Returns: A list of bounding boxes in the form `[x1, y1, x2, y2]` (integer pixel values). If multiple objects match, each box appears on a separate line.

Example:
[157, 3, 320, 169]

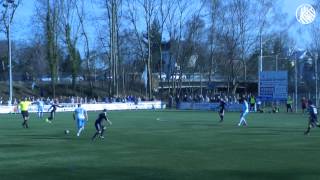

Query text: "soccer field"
[0, 110, 319, 180]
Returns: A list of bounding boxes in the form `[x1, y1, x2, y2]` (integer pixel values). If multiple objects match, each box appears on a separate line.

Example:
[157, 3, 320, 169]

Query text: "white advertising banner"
[0, 101, 165, 114]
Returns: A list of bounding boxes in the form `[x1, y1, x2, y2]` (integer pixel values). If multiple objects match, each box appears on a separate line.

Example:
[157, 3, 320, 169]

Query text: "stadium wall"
[0, 101, 165, 114]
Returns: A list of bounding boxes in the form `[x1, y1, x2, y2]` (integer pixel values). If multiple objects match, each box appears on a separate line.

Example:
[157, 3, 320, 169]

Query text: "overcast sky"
[9, 0, 318, 49]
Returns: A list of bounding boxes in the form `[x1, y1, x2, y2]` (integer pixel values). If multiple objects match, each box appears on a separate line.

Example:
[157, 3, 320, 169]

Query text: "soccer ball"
[64, 129, 70, 134]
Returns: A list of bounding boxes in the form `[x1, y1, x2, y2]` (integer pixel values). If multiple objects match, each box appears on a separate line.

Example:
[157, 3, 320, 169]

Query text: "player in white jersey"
[36, 98, 44, 118]
[73, 104, 88, 136]
[238, 97, 249, 127]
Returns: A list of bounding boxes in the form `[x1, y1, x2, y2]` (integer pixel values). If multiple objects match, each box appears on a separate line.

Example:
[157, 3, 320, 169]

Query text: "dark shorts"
[302, 104, 307, 109]
[287, 104, 292, 108]
[21, 111, 29, 118]
[309, 115, 318, 127]
[95, 122, 104, 132]
[219, 108, 225, 115]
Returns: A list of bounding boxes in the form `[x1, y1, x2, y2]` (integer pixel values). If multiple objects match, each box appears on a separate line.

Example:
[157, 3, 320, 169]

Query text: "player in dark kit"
[218, 98, 226, 122]
[46, 101, 64, 123]
[304, 100, 320, 135]
[92, 109, 112, 140]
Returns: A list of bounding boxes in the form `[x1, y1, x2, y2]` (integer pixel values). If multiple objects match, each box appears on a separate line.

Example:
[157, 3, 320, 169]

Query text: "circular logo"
[296, 4, 316, 24]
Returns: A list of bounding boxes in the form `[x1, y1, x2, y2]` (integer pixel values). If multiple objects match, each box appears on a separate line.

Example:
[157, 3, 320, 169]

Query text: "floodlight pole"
[295, 54, 298, 112]
[6, 0, 13, 106]
[275, 54, 278, 71]
[315, 53, 318, 107]
[258, 35, 263, 97]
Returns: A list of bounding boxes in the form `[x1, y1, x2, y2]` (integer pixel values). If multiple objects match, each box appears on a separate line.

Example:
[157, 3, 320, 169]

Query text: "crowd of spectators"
[178, 94, 240, 104]
[0, 95, 157, 106]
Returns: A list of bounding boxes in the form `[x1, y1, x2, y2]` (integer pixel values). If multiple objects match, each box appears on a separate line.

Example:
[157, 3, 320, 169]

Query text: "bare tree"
[35, 0, 61, 98]
[141, 0, 157, 99]
[158, 0, 174, 87]
[124, 0, 158, 99]
[205, 0, 221, 83]
[212, 0, 275, 94]
[106, 0, 120, 97]
[58, 0, 82, 89]
[75, 0, 94, 93]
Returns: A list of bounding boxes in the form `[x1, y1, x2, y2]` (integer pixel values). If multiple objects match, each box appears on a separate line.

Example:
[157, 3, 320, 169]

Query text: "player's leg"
[25, 115, 29, 128]
[46, 110, 53, 122]
[238, 112, 247, 126]
[238, 112, 243, 126]
[51, 111, 55, 121]
[23, 111, 29, 128]
[238, 113, 243, 126]
[304, 119, 312, 135]
[219, 109, 224, 122]
[77, 119, 85, 136]
[100, 125, 106, 138]
[47, 111, 55, 123]
[92, 123, 101, 140]
[40, 109, 43, 118]
[21, 112, 26, 128]
[21, 111, 29, 128]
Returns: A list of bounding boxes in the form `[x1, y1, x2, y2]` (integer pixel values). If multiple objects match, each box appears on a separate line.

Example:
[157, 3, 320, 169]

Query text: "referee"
[19, 97, 32, 128]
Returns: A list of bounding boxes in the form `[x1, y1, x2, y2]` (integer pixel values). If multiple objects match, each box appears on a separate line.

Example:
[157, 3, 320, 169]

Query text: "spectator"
[249, 95, 256, 112]
[205, 95, 210, 103]
[175, 95, 180, 109]
[286, 96, 293, 112]
[301, 97, 307, 114]
[168, 95, 173, 108]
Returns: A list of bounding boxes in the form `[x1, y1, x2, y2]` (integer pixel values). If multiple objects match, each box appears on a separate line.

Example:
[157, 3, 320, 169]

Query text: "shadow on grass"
[9, 134, 73, 140]
[2, 166, 319, 180]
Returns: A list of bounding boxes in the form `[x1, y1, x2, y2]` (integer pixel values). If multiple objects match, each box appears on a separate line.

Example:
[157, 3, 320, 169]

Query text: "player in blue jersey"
[238, 97, 249, 127]
[36, 98, 44, 118]
[92, 109, 112, 141]
[73, 104, 88, 136]
[304, 100, 320, 135]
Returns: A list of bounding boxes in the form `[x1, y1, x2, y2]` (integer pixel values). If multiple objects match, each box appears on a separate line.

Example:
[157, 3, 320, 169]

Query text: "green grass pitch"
[0, 110, 319, 180]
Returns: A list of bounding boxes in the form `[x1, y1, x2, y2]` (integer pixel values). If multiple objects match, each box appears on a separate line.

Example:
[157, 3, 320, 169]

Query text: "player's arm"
[17, 103, 21, 111]
[48, 105, 53, 112]
[31, 100, 38, 105]
[85, 110, 88, 121]
[106, 117, 112, 125]
[102, 113, 112, 125]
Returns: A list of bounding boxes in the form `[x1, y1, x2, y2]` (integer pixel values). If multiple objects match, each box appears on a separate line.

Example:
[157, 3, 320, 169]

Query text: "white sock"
[242, 118, 247, 126]
[77, 127, 84, 136]
[239, 117, 243, 126]
[239, 117, 246, 126]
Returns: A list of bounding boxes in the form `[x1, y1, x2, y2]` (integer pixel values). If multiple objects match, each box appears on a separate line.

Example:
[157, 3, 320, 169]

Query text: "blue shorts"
[77, 119, 86, 129]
